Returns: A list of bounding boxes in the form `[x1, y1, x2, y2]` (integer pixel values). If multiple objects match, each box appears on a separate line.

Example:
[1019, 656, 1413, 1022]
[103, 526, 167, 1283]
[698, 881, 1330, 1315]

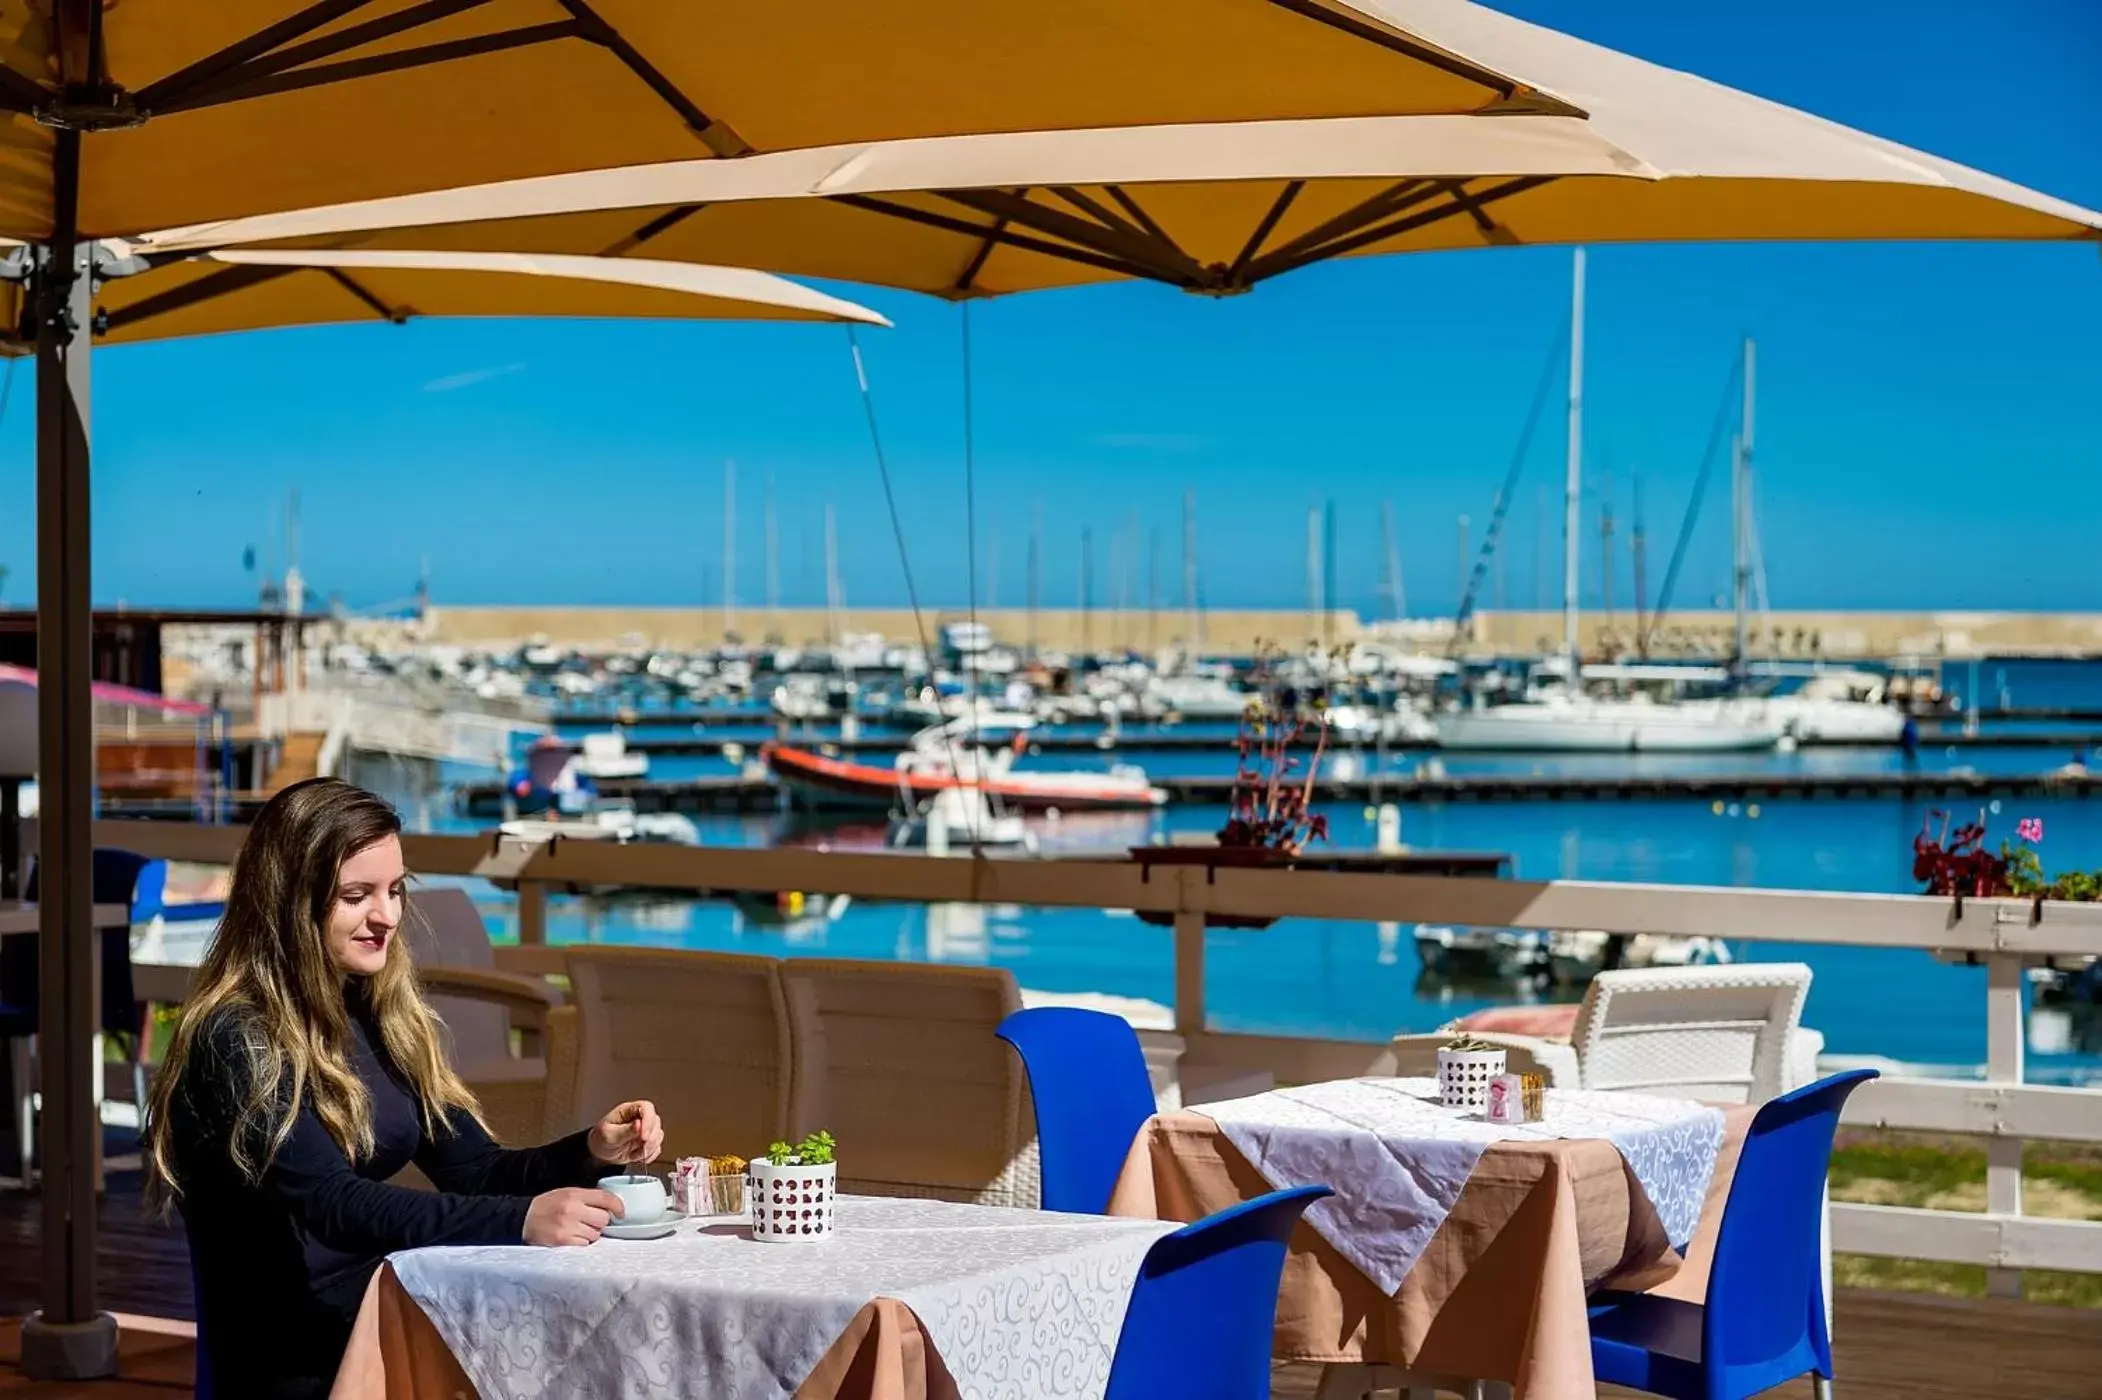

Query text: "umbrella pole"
[22, 126, 117, 1382]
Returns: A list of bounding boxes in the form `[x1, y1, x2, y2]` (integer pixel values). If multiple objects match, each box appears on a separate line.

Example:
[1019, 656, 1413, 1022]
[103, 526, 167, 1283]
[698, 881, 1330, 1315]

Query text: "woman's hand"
[525, 1187, 624, 1246]
[588, 1100, 664, 1166]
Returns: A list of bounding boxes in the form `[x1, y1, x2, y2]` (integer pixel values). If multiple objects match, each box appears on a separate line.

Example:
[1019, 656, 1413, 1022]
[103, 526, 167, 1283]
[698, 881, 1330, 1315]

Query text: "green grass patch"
[1829, 1128, 2102, 1308]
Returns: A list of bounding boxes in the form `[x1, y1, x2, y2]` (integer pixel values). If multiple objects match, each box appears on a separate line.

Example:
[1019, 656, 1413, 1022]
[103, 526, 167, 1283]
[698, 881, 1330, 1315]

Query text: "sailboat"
[1436, 252, 1781, 754]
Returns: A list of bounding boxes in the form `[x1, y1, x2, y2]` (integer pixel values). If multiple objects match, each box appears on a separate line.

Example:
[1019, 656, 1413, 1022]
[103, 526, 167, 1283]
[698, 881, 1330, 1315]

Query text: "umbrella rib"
[556, 0, 750, 156]
[954, 205, 1017, 295]
[1246, 178, 1439, 273]
[1044, 187, 1159, 248]
[1253, 175, 1553, 281]
[153, 0, 505, 105]
[154, 21, 586, 115]
[1050, 186, 1204, 275]
[1438, 179, 1519, 245]
[832, 194, 1174, 285]
[134, 0, 379, 109]
[95, 262, 299, 337]
[936, 188, 1205, 284]
[598, 204, 708, 258]
[1227, 180, 1306, 283]
[1102, 187, 1183, 251]
[1264, 0, 1585, 115]
[323, 267, 406, 323]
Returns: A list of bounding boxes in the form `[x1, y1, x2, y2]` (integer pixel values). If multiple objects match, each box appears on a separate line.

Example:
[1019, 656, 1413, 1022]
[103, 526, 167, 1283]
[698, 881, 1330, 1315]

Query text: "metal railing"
[101, 818, 2102, 1295]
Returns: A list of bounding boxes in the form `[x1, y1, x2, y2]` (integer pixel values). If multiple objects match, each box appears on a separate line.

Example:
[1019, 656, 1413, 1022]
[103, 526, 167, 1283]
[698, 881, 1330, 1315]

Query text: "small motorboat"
[1416, 925, 1734, 986]
[572, 729, 648, 780]
[1414, 925, 1552, 982]
[766, 716, 1166, 813]
[886, 784, 1034, 852]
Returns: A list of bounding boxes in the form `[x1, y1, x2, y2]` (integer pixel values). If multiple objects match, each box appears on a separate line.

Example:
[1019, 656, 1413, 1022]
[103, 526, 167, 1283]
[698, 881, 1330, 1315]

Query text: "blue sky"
[6, 0, 2098, 618]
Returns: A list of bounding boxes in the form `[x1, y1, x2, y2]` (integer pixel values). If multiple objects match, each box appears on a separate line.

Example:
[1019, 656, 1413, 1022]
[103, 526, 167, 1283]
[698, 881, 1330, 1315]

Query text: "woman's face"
[326, 835, 407, 978]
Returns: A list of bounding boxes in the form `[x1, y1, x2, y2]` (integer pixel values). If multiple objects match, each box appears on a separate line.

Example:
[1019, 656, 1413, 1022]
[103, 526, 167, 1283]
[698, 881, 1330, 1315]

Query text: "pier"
[571, 725, 2102, 757]
[452, 765, 2102, 817]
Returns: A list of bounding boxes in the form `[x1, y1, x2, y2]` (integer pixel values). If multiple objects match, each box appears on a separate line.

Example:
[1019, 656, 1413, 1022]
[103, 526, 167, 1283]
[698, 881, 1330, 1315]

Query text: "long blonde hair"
[144, 778, 483, 1212]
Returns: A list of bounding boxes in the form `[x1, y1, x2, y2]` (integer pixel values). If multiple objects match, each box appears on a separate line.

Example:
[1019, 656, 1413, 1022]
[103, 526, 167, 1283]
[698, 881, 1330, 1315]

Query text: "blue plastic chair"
[1104, 1185, 1331, 1400]
[1587, 1068, 1880, 1400]
[996, 1006, 1159, 1214]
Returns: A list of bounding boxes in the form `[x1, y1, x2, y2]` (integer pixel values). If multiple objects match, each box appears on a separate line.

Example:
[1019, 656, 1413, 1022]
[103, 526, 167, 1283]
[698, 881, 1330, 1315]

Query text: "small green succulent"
[765, 1131, 838, 1167]
[1443, 1034, 1501, 1054]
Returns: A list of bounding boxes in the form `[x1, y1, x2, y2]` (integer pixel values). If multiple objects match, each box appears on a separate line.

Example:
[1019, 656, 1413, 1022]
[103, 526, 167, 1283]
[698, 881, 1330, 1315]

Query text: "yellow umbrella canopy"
[3, 5, 1560, 1370]
[0, 245, 886, 347]
[142, 0, 2101, 297]
[0, 0, 1578, 241]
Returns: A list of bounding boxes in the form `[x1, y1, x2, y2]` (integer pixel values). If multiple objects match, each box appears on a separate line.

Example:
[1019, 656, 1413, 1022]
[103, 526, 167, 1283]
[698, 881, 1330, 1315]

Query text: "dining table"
[330, 1193, 1180, 1400]
[1106, 1077, 1753, 1400]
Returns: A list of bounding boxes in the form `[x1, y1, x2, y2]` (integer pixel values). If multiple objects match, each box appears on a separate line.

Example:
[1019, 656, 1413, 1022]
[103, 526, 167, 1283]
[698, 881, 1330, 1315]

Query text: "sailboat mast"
[1182, 489, 1198, 649]
[1305, 505, 1321, 635]
[722, 460, 737, 635]
[1322, 501, 1337, 648]
[1027, 502, 1042, 659]
[822, 501, 841, 644]
[1632, 473, 1649, 655]
[1380, 499, 1403, 620]
[1563, 248, 1586, 673]
[1147, 524, 1161, 652]
[1733, 337, 1757, 672]
[1084, 523, 1101, 655]
[763, 467, 779, 617]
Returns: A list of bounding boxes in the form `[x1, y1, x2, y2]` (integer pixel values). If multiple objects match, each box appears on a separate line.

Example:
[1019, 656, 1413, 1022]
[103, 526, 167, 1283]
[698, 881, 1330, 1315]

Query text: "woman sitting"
[143, 778, 663, 1398]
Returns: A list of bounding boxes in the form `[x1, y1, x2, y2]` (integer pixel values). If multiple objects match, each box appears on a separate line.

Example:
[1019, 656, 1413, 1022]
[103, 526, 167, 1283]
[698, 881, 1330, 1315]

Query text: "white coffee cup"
[599, 1173, 668, 1224]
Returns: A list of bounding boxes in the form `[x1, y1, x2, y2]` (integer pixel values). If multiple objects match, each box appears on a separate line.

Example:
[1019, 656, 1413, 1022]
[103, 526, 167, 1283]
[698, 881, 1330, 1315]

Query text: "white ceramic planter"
[1437, 1047, 1508, 1113]
[748, 1160, 837, 1242]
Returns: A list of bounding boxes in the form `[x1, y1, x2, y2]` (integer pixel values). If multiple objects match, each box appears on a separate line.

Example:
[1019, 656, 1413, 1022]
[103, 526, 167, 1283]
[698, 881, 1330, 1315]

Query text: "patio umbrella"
[139, 0, 2100, 294]
[5, 5, 1549, 1367]
[0, 245, 887, 347]
[1, 239, 879, 1382]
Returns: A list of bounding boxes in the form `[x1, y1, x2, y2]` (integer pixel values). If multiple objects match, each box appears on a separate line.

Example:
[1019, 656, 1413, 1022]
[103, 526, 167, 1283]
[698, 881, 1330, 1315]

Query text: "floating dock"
[573, 726, 2102, 758]
[452, 767, 2102, 818]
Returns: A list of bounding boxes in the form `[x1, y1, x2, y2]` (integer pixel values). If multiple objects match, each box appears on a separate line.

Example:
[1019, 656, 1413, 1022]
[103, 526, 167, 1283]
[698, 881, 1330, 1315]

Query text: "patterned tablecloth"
[376, 1195, 1176, 1400]
[1204, 1078, 1726, 1293]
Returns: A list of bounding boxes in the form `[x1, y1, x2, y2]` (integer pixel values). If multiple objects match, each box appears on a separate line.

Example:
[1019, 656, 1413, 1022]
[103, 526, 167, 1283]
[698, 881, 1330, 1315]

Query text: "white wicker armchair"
[1390, 963, 1823, 1104]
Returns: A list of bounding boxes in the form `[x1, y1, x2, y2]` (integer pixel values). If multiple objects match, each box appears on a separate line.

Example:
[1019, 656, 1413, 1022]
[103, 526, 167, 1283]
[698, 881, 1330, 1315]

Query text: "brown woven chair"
[780, 959, 1036, 1207]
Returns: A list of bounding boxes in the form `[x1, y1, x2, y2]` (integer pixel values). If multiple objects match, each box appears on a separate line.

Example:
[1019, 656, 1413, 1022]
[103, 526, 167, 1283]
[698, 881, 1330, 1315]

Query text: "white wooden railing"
[102, 819, 2102, 1295]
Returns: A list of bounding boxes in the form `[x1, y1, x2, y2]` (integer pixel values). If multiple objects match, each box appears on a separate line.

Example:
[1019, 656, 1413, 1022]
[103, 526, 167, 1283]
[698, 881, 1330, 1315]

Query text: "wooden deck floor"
[1, 1172, 2095, 1398]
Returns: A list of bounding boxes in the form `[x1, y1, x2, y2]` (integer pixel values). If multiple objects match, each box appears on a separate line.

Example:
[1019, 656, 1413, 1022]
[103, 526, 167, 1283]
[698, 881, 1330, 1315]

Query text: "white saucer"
[602, 1214, 678, 1241]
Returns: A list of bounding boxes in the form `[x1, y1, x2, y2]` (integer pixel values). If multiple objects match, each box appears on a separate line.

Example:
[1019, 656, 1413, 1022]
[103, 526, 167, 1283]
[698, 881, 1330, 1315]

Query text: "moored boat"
[765, 718, 1166, 812]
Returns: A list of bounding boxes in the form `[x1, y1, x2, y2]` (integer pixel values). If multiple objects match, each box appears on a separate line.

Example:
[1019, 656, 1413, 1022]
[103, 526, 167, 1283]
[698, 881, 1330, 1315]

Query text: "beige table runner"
[1106, 1103, 1752, 1400]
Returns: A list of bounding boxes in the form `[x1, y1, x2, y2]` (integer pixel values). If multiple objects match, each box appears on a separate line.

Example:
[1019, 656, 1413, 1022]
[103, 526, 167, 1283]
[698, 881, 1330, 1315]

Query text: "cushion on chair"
[1450, 1005, 1582, 1040]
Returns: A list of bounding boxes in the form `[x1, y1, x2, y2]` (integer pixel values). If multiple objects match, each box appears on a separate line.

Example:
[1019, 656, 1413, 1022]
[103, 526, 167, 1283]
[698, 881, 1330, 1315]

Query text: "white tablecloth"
[1204, 1077, 1726, 1294]
[389, 1195, 1177, 1400]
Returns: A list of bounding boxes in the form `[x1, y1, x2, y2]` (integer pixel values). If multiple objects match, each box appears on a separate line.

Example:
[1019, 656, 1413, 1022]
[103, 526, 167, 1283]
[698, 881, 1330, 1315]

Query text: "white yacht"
[571, 729, 648, 779]
[1436, 687, 1782, 752]
[1694, 670, 1908, 743]
[1141, 673, 1251, 721]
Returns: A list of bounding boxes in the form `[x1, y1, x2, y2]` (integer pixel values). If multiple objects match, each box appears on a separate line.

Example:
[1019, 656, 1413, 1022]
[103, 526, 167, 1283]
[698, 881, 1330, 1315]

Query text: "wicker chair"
[1390, 963, 1821, 1104]
[404, 886, 563, 1146]
[564, 947, 792, 1160]
[780, 958, 1037, 1207]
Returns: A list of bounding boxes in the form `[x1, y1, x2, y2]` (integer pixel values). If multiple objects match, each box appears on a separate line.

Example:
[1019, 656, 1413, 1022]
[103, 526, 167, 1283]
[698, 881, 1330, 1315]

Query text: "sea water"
[401, 777, 2100, 1087]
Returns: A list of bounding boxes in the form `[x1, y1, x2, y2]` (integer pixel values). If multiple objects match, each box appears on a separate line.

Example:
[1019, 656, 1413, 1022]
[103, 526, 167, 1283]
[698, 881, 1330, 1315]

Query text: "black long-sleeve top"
[168, 1002, 605, 1399]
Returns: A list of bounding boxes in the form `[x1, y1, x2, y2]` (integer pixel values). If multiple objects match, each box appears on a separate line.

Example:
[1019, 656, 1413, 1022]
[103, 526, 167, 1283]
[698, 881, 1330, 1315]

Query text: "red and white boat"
[765, 717, 1166, 813]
